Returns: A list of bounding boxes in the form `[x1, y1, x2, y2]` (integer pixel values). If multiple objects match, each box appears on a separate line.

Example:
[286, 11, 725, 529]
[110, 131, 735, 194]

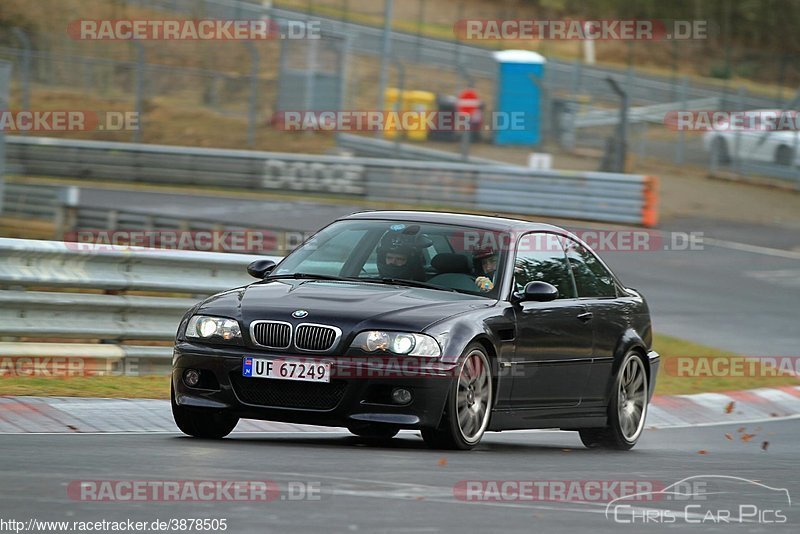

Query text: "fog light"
[391, 388, 412, 405]
[183, 369, 201, 387]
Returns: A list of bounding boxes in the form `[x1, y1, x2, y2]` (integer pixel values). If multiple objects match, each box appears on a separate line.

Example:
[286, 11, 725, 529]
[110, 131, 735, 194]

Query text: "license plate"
[242, 357, 330, 383]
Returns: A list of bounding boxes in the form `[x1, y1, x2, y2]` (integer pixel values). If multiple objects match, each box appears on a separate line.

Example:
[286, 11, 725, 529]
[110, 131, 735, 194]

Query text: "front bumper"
[172, 342, 455, 429]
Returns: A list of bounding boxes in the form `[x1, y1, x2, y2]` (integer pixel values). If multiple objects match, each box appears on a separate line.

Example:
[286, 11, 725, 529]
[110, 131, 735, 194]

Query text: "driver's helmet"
[376, 225, 430, 280]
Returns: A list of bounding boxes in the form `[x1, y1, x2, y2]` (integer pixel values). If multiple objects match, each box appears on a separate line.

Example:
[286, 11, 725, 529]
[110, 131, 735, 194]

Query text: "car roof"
[340, 210, 568, 234]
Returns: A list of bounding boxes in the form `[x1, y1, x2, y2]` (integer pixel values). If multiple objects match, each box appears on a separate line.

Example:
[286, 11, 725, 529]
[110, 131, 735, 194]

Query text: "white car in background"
[702, 110, 800, 166]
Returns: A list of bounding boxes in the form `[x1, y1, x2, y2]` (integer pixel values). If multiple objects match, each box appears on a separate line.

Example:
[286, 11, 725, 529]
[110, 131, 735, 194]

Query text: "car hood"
[197, 279, 493, 333]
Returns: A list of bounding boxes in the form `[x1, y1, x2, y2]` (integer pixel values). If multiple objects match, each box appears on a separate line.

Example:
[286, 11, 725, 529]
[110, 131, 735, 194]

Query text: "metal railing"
[0, 237, 277, 375]
[5, 136, 659, 226]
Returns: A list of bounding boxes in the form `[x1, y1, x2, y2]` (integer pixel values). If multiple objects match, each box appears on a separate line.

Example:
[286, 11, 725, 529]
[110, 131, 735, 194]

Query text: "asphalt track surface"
[0, 420, 797, 533]
[78, 186, 800, 356]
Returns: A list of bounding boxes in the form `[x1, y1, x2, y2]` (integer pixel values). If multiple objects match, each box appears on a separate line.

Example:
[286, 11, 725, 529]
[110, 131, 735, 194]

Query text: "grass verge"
[0, 334, 795, 399]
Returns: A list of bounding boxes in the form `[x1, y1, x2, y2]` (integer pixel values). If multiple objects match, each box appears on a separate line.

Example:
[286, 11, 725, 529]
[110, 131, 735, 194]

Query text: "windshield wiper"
[357, 277, 456, 292]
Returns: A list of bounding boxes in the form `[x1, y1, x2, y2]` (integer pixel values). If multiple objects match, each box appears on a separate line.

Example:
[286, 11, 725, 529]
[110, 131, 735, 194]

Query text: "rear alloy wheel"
[347, 422, 400, 440]
[422, 343, 492, 450]
[171, 384, 239, 439]
[579, 351, 648, 450]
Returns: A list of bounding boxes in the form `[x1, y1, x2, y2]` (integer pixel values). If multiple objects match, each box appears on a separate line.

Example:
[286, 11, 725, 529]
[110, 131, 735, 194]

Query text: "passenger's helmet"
[473, 246, 499, 275]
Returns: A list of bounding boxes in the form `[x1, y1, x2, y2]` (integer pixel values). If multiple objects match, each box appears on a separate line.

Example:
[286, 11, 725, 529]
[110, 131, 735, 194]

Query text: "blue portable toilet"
[493, 50, 546, 145]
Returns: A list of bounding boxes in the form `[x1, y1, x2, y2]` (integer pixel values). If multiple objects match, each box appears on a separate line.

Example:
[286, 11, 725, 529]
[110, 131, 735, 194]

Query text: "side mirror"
[518, 281, 558, 302]
[247, 259, 276, 279]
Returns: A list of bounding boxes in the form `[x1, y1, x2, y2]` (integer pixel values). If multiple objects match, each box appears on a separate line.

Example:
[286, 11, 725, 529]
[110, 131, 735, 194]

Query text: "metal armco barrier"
[6, 136, 659, 226]
[335, 133, 507, 165]
[0, 238, 278, 376]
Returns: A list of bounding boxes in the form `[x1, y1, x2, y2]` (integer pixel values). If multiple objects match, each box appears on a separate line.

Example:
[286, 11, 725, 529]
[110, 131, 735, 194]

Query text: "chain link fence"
[0, 0, 798, 187]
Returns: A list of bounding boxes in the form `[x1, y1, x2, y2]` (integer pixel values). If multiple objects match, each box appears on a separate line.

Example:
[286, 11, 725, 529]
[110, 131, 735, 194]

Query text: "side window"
[563, 238, 617, 298]
[514, 233, 576, 299]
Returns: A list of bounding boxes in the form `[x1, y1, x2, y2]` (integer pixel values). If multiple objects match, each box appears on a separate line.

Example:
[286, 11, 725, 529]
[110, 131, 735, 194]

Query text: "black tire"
[711, 137, 730, 165]
[775, 145, 794, 166]
[421, 343, 493, 450]
[347, 422, 400, 440]
[171, 384, 239, 439]
[578, 351, 648, 451]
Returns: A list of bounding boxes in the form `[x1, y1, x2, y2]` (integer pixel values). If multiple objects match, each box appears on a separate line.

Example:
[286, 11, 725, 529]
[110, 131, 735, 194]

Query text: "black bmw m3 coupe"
[172, 211, 659, 450]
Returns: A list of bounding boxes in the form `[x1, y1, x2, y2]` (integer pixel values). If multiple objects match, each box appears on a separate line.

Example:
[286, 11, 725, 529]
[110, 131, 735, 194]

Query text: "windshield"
[272, 219, 508, 298]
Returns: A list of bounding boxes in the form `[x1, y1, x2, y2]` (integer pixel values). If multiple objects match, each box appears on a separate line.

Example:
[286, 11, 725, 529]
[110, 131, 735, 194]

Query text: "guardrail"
[573, 97, 722, 129]
[6, 136, 659, 226]
[335, 133, 509, 165]
[0, 180, 320, 253]
[0, 238, 277, 376]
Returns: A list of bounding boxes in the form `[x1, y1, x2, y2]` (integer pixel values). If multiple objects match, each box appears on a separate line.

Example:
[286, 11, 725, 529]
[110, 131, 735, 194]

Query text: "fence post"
[245, 42, 260, 148]
[0, 60, 10, 216]
[733, 87, 744, 177]
[606, 77, 629, 173]
[303, 35, 319, 127]
[132, 42, 145, 143]
[376, 0, 394, 133]
[11, 29, 31, 120]
[675, 77, 688, 165]
[392, 57, 405, 153]
[415, 0, 425, 63]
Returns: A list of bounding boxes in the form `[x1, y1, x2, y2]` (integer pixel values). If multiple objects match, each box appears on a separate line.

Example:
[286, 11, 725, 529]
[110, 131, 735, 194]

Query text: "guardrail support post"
[54, 186, 80, 241]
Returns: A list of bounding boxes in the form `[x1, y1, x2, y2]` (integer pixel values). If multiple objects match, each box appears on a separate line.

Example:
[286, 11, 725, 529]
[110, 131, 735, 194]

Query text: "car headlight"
[351, 331, 441, 357]
[185, 315, 242, 342]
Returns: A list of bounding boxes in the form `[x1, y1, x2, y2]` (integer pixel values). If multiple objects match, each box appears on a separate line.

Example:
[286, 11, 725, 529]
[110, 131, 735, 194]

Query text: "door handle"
[577, 312, 593, 322]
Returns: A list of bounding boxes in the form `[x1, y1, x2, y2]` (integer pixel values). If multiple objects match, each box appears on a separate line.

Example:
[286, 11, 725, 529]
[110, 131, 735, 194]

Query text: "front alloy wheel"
[422, 343, 493, 450]
[579, 351, 648, 450]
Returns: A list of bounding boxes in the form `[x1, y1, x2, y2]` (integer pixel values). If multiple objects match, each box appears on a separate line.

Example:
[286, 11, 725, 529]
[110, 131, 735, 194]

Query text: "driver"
[376, 227, 427, 281]
[473, 248, 499, 292]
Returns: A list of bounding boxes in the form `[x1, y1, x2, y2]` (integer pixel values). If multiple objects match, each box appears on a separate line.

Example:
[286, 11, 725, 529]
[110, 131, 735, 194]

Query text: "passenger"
[473, 248, 499, 292]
